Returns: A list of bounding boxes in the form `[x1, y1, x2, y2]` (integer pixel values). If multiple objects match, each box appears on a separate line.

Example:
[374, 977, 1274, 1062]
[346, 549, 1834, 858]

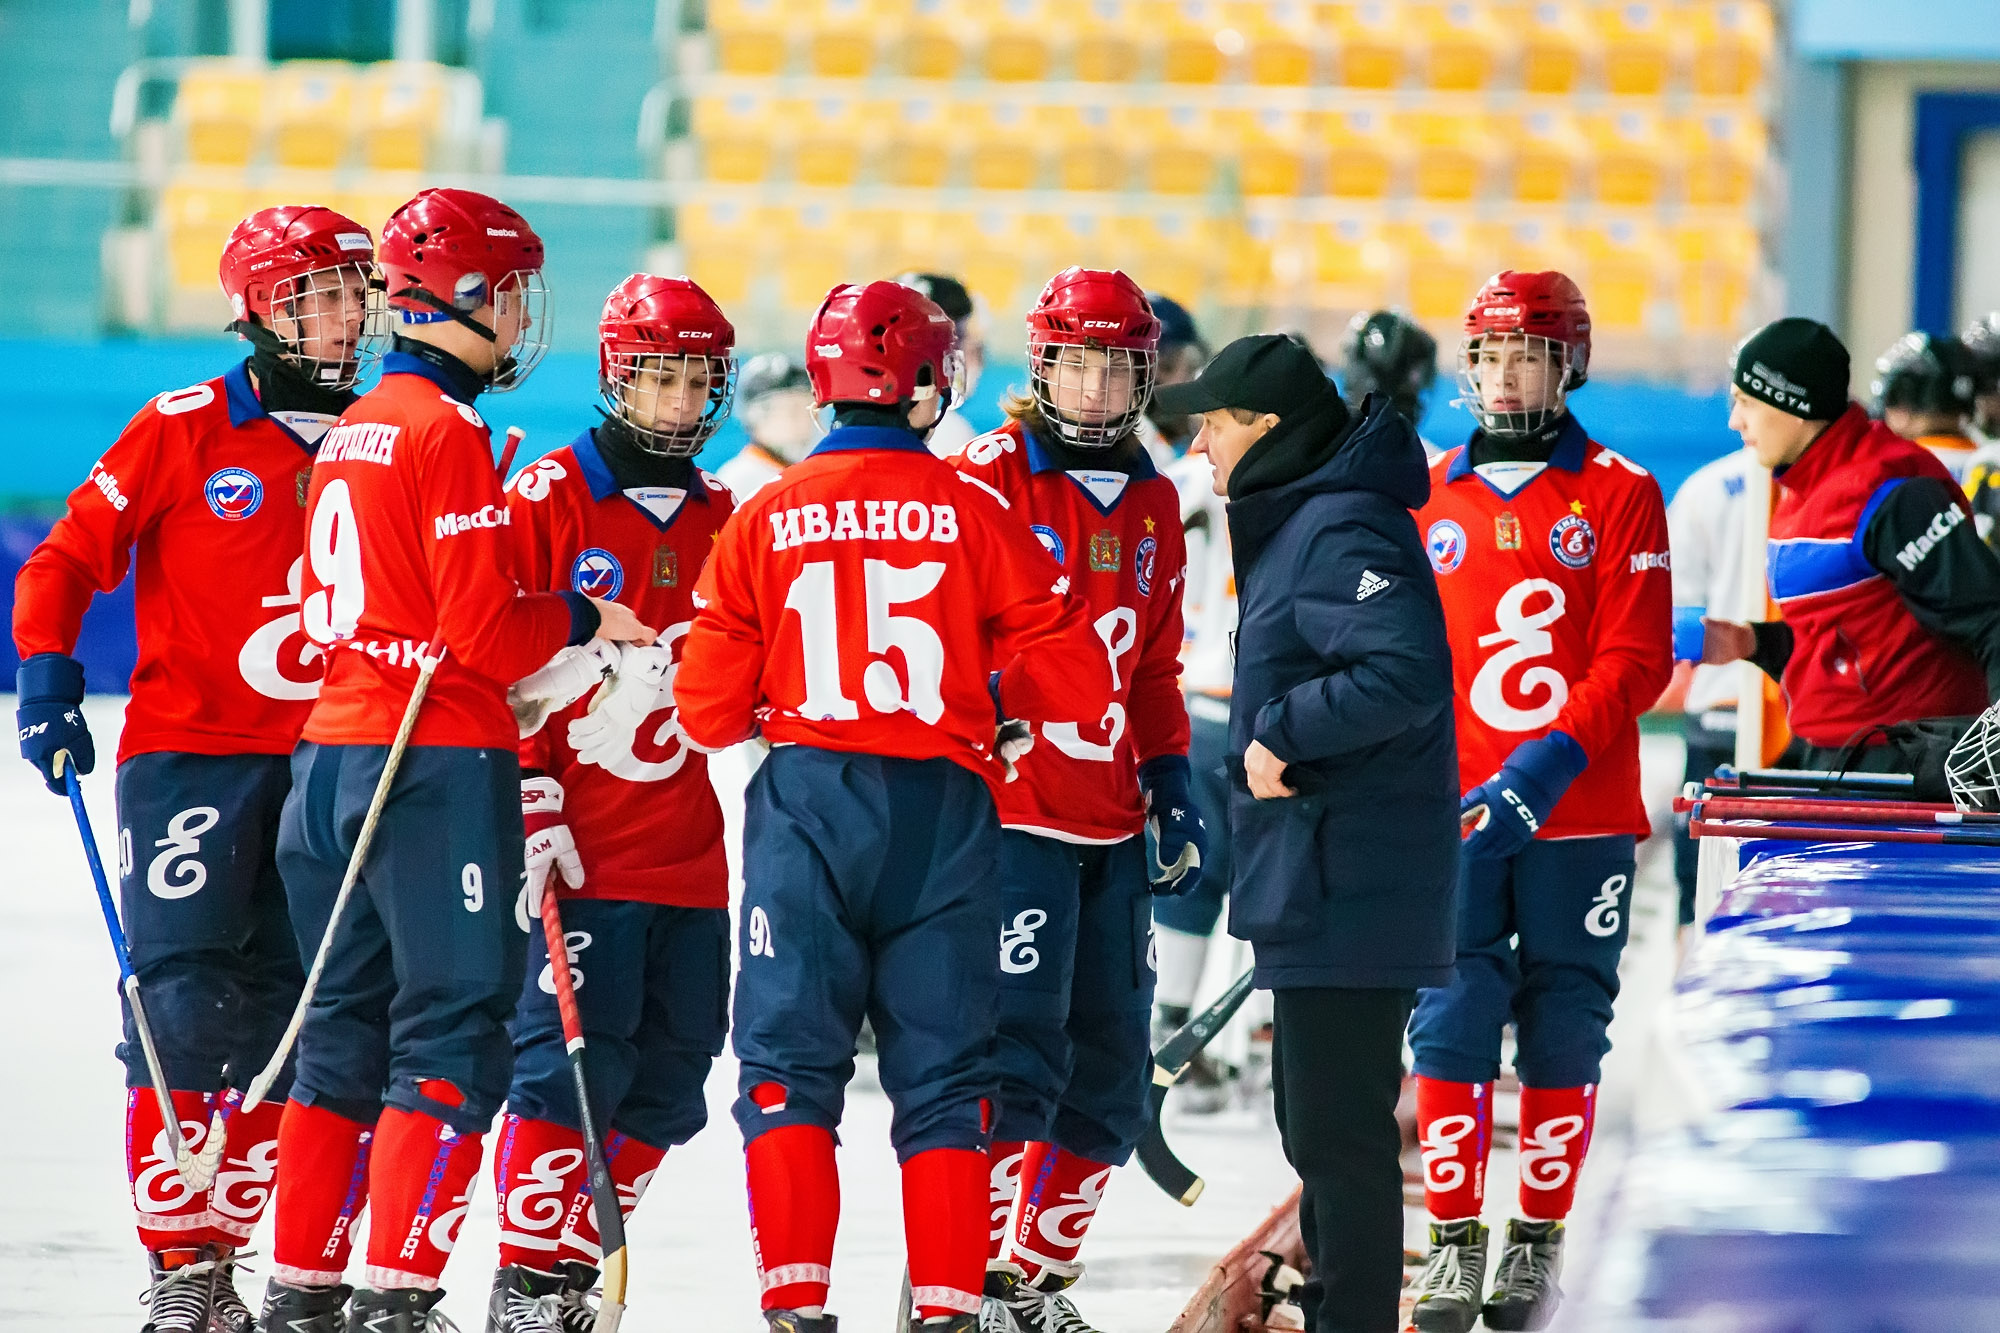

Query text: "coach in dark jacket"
[1161, 334, 1458, 1333]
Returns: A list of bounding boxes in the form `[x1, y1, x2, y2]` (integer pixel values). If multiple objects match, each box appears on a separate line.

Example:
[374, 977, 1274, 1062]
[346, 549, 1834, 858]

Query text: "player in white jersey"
[715, 352, 815, 502]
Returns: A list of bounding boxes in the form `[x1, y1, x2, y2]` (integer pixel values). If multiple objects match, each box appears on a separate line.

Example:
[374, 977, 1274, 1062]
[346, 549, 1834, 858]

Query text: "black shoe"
[203, 1246, 258, 1333]
[347, 1287, 454, 1333]
[1481, 1219, 1565, 1331]
[143, 1249, 219, 1333]
[908, 1317, 978, 1333]
[764, 1312, 838, 1332]
[550, 1261, 601, 1333]
[982, 1262, 1100, 1333]
[259, 1277, 352, 1333]
[485, 1265, 567, 1333]
[1408, 1219, 1490, 1333]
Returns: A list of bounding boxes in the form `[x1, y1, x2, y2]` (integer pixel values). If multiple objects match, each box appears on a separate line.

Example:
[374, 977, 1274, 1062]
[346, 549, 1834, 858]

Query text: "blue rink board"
[1569, 837, 2000, 1331]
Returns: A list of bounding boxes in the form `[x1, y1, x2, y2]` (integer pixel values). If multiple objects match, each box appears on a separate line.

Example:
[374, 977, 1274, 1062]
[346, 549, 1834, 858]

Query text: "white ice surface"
[0, 698, 1681, 1332]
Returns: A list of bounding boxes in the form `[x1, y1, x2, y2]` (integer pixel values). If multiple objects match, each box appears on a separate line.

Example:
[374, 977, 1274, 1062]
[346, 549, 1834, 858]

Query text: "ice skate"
[484, 1264, 567, 1333]
[258, 1277, 352, 1333]
[981, 1259, 1103, 1333]
[203, 1246, 257, 1333]
[550, 1260, 602, 1333]
[1481, 1219, 1564, 1331]
[906, 1317, 978, 1333]
[763, 1311, 838, 1332]
[141, 1248, 218, 1333]
[348, 1286, 457, 1333]
[1408, 1218, 1490, 1333]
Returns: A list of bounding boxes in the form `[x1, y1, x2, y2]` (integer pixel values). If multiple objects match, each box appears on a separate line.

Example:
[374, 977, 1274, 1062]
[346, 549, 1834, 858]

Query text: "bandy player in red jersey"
[676, 280, 1113, 1333]
[259, 189, 651, 1333]
[946, 269, 1204, 1333]
[480, 274, 740, 1329]
[12, 204, 380, 1333]
[1404, 273, 1672, 1333]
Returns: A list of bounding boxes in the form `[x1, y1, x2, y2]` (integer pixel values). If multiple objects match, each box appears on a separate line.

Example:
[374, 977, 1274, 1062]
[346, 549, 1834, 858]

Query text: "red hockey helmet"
[1458, 270, 1591, 435]
[219, 204, 385, 390]
[804, 280, 963, 411]
[1026, 267, 1160, 448]
[378, 188, 549, 392]
[598, 274, 739, 457]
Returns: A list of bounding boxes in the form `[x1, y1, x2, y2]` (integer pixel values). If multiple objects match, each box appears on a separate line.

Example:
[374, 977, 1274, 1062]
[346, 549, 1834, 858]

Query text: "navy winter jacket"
[1225, 395, 1460, 990]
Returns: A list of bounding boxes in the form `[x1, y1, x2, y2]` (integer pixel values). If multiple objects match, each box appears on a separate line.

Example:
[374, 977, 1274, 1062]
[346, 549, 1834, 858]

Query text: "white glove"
[996, 718, 1035, 783]
[521, 776, 584, 915]
[509, 641, 619, 738]
[568, 643, 676, 770]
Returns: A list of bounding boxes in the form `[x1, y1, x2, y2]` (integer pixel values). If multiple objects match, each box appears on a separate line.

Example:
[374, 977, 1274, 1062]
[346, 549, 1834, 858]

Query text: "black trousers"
[1271, 986, 1418, 1333]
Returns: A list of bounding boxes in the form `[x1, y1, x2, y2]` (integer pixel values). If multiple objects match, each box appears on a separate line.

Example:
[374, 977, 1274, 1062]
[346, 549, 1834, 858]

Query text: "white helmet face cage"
[484, 270, 551, 393]
[601, 350, 738, 456]
[1030, 341, 1157, 449]
[1946, 701, 2000, 812]
[269, 262, 388, 390]
[1457, 332, 1576, 438]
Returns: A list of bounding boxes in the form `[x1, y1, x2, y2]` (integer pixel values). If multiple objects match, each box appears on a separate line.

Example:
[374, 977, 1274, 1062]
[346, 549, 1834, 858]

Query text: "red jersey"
[507, 431, 732, 908]
[1417, 417, 1673, 838]
[948, 421, 1190, 842]
[301, 354, 578, 750]
[677, 425, 1114, 784]
[13, 363, 330, 761]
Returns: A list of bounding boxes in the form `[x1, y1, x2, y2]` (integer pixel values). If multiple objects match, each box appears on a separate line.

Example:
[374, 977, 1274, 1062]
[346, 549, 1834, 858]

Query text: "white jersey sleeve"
[1666, 447, 1755, 714]
[1168, 453, 1236, 701]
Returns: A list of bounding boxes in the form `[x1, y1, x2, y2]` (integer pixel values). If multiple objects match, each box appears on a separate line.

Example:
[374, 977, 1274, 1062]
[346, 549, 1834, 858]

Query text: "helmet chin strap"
[393, 284, 518, 384]
[226, 319, 355, 414]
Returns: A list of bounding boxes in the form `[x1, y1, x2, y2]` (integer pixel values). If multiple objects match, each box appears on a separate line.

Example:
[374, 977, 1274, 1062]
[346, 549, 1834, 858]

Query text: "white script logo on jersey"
[1470, 578, 1569, 733]
[146, 806, 221, 900]
[1584, 873, 1628, 938]
[999, 908, 1049, 974]
[568, 622, 695, 782]
[240, 555, 327, 702]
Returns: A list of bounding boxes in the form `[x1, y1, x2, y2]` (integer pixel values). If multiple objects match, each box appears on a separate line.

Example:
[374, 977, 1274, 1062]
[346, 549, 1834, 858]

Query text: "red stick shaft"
[498, 426, 525, 482]
[1689, 818, 1953, 845]
[1690, 797, 1999, 825]
[538, 889, 586, 1047]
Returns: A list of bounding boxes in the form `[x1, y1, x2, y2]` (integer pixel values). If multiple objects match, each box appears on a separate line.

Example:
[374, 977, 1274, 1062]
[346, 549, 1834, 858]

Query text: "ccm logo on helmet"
[1082, 320, 1121, 329]
[434, 505, 511, 539]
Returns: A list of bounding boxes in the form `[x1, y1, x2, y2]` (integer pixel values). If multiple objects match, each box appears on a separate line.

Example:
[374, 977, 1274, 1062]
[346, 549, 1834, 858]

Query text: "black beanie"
[1733, 317, 1850, 420]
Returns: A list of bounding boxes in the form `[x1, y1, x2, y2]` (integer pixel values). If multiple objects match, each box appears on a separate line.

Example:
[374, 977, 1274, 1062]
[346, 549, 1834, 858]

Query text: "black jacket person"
[1162, 334, 1458, 1333]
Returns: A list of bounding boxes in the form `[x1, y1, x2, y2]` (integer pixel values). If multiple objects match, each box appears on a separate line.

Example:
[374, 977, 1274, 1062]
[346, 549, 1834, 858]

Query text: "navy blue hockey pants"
[1151, 709, 1232, 939]
[1409, 834, 1636, 1088]
[275, 741, 526, 1131]
[730, 745, 1003, 1162]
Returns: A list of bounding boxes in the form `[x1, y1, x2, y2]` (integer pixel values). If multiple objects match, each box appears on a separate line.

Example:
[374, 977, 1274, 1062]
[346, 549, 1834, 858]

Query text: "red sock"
[985, 1140, 1028, 1263]
[127, 1089, 219, 1251]
[1010, 1145, 1113, 1280]
[206, 1096, 282, 1247]
[271, 1099, 375, 1286]
[363, 1082, 482, 1291]
[1415, 1076, 1492, 1222]
[902, 1148, 989, 1320]
[492, 1114, 586, 1271]
[745, 1124, 840, 1311]
[558, 1130, 666, 1266]
[1516, 1084, 1596, 1221]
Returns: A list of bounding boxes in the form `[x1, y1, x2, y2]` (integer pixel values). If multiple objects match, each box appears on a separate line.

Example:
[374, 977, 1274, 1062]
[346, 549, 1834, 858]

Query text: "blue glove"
[1673, 606, 1706, 663]
[17, 653, 93, 795]
[1460, 731, 1587, 862]
[1139, 753, 1207, 896]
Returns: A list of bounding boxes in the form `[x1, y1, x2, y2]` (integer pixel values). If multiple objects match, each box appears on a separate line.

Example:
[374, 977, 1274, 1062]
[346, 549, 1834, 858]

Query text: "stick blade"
[1137, 1114, 1203, 1205]
[593, 1244, 627, 1333]
[177, 1107, 229, 1191]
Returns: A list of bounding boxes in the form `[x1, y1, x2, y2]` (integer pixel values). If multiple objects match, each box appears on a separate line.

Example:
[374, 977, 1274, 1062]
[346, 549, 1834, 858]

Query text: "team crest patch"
[1135, 535, 1158, 595]
[1426, 519, 1466, 574]
[1031, 524, 1066, 564]
[295, 468, 312, 507]
[204, 467, 263, 521]
[571, 547, 625, 599]
[1549, 513, 1596, 569]
[1088, 530, 1121, 572]
[1494, 511, 1522, 550]
[653, 545, 679, 587]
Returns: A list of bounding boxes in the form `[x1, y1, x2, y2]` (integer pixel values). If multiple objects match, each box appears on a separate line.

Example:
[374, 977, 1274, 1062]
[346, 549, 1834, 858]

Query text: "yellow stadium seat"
[1583, 109, 1669, 207]
[1511, 0, 1589, 95]
[1677, 110, 1766, 208]
[1399, 111, 1494, 202]
[1049, 103, 1124, 191]
[358, 63, 450, 172]
[329, 189, 409, 242]
[1152, 0, 1227, 83]
[1578, 220, 1664, 331]
[1394, 215, 1484, 323]
[160, 182, 252, 290]
[1672, 220, 1759, 333]
[1688, 0, 1774, 98]
[1214, 214, 1281, 304]
[270, 62, 353, 169]
[1411, 1, 1502, 91]
[1472, 217, 1573, 281]
[1320, 108, 1398, 200]
[693, 93, 780, 184]
[1593, 1, 1672, 96]
[969, 100, 1041, 190]
[1327, 2, 1407, 90]
[176, 62, 265, 166]
[1504, 108, 1582, 203]
[790, 94, 867, 186]
[1123, 211, 1211, 300]
[898, 0, 964, 78]
[1123, 105, 1217, 195]
[808, 8, 877, 77]
[1073, 0, 1143, 82]
[1304, 215, 1393, 309]
[709, 0, 789, 75]
[882, 96, 954, 187]
[1224, 1, 1318, 86]
[983, 0, 1055, 81]
[777, 204, 859, 308]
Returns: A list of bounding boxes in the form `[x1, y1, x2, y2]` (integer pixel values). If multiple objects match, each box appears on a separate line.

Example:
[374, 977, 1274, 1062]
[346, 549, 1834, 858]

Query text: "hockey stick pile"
[1681, 767, 2000, 848]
